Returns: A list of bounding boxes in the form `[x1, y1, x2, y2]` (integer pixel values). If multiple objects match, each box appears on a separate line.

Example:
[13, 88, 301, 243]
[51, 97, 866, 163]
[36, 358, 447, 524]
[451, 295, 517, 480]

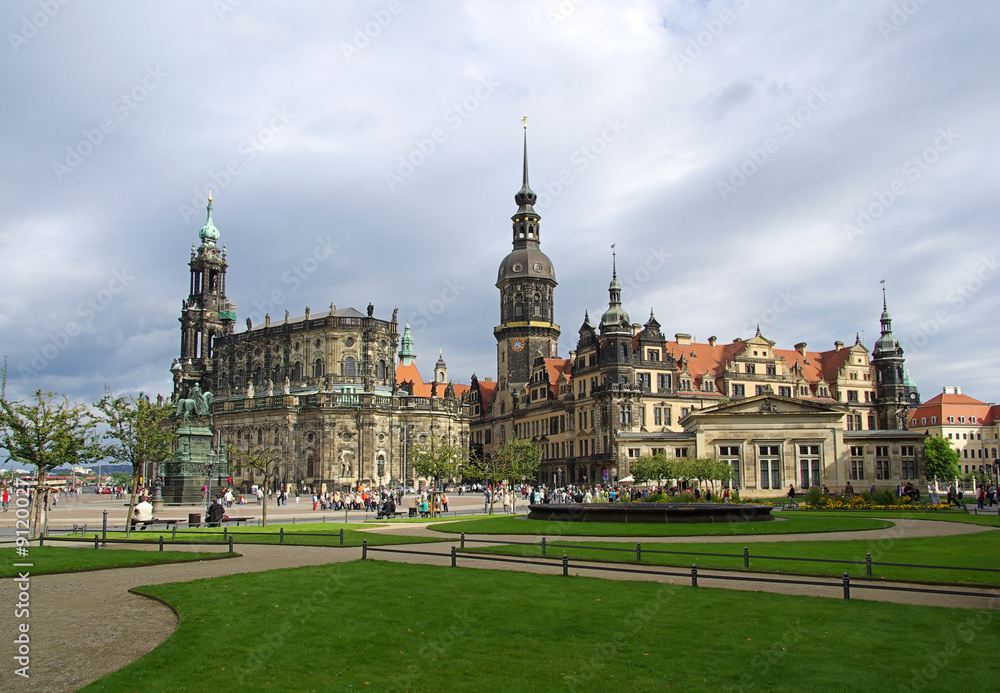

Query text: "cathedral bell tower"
[172, 194, 236, 399]
[494, 122, 560, 392]
[871, 284, 908, 430]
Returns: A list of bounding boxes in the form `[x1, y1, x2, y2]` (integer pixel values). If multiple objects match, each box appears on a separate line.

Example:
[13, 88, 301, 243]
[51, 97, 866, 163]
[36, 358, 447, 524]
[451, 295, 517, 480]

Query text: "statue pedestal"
[162, 425, 228, 505]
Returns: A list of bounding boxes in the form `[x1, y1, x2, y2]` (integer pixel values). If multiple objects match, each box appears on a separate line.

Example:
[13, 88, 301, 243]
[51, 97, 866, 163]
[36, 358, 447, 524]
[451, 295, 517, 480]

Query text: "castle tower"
[434, 349, 448, 383]
[172, 195, 236, 399]
[871, 284, 908, 430]
[398, 322, 417, 366]
[494, 124, 560, 392]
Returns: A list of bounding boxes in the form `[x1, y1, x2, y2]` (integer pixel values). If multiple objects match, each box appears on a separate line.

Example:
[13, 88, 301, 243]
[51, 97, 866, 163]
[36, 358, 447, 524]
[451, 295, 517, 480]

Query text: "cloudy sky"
[1, 0, 998, 411]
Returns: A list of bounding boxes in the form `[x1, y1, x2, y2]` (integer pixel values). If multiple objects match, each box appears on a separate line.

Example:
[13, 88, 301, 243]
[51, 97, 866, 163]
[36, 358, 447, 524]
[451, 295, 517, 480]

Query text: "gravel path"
[1, 517, 996, 692]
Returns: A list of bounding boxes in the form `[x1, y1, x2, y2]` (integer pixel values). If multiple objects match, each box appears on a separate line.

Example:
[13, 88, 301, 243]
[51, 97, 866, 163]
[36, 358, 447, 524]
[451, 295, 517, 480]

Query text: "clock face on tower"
[511, 339, 524, 352]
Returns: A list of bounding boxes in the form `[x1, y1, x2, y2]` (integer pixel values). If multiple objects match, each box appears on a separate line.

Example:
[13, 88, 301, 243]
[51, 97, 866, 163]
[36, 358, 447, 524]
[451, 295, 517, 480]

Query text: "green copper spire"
[398, 322, 417, 366]
[199, 193, 220, 247]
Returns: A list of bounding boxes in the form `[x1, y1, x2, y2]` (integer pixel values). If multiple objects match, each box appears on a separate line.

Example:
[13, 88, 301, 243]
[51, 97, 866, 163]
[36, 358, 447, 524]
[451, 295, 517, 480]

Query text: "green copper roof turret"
[199, 195, 220, 247]
[399, 322, 417, 366]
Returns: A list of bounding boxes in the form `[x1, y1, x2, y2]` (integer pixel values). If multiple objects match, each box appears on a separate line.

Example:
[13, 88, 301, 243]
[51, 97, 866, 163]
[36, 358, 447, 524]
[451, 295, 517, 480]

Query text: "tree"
[923, 435, 960, 485]
[492, 436, 541, 515]
[411, 439, 465, 511]
[0, 378, 98, 538]
[228, 442, 282, 527]
[630, 453, 673, 488]
[93, 390, 177, 537]
[466, 448, 508, 514]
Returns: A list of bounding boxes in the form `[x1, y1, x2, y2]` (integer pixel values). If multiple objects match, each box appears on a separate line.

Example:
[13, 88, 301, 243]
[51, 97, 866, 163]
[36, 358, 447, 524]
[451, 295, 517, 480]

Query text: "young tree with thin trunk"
[1, 367, 97, 539]
[924, 435, 960, 487]
[93, 390, 177, 537]
[228, 442, 282, 527]
[492, 436, 541, 515]
[411, 439, 465, 513]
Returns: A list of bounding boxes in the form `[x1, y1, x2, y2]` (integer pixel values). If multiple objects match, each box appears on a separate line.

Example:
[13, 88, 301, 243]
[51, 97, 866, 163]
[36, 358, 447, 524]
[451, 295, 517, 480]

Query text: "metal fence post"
[279, 527, 284, 544]
[461, 532, 466, 549]
[691, 564, 698, 587]
[562, 553, 568, 577]
[362, 539, 368, 560]
[159, 535, 164, 552]
[39, 534, 44, 548]
[866, 552, 872, 577]
[636, 542, 642, 562]
[102, 509, 108, 547]
[94, 535, 99, 550]
[451, 546, 457, 567]
[744, 546, 750, 569]
[223, 527, 228, 542]
[229, 535, 234, 553]
[843, 572, 850, 600]
[340, 528, 344, 546]
[542, 537, 547, 556]
[171, 526, 176, 541]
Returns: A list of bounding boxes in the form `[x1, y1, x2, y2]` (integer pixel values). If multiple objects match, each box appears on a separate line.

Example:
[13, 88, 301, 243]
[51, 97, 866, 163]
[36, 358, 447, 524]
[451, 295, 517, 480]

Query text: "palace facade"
[467, 133, 927, 495]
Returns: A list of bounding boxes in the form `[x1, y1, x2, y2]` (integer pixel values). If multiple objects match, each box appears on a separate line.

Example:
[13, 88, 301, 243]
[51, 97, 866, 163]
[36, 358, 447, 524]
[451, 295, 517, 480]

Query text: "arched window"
[306, 455, 316, 477]
[272, 366, 283, 384]
[253, 367, 263, 386]
[376, 360, 386, 380]
[313, 358, 324, 378]
[377, 455, 385, 477]
[291, 361, 302, 381]
[274, 428, 280, 445]
[256, 428, 263, 445]
[342, 357, 357, 377]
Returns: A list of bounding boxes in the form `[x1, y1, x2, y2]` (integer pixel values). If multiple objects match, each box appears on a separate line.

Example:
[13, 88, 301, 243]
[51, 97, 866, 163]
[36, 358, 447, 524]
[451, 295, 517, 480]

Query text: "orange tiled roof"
[395, 360, 469, 399]
[908, 391, 993, 426]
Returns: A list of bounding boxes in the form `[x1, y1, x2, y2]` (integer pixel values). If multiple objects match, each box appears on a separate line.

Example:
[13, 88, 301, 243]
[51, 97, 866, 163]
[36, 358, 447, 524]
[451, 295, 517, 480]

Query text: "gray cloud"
[1, 0, 998, 408]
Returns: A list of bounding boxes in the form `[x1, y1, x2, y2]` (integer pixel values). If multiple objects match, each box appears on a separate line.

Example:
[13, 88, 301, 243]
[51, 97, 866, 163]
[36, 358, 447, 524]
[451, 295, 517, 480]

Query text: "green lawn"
[81, 560, 998, 692]
[464, 530, 1000, 586]
[805, 510, 1000, 527]
[82, 523, 441, 547]
[0, 546, 235, 577]
[431, 512, 893, 536]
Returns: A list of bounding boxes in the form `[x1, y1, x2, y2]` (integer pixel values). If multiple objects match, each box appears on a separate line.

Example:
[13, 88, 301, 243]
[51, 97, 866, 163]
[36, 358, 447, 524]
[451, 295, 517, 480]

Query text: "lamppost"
[203, 450, 218, 514]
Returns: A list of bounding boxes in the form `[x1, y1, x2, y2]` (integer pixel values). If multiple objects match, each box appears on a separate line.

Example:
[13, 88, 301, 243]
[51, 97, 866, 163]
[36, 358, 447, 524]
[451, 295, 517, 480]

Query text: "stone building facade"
[170, 198, 468, 492]
[468, 136, 927, 495]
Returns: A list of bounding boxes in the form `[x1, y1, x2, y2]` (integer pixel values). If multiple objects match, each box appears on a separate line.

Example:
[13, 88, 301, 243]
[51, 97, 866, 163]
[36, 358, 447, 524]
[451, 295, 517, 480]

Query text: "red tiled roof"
[908, 391, 994, 426]
[395, 360, 469, 399]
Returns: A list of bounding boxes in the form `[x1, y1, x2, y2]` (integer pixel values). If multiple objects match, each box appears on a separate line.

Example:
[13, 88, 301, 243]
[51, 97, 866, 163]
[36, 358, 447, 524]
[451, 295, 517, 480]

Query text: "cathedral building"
[170, 198, 468, 492]
[468, 134, 927, 495]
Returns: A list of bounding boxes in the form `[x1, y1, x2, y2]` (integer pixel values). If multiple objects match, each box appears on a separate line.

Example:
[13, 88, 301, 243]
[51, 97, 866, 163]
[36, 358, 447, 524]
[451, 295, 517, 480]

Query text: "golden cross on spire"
[208, 189, 213, 202]
[521, 112, 528, 129]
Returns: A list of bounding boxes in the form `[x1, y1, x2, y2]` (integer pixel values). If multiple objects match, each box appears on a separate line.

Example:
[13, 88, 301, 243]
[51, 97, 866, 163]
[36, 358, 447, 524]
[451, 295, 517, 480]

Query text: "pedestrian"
[1, 487, 8, 511]
[844, 481, 854, 496]
[977, 486, 985, 509]
[441, 493, 449, 512]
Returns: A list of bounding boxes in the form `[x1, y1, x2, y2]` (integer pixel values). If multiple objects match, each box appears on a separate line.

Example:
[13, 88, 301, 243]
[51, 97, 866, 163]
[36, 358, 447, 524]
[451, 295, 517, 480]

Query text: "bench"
[222, 516, 253, 526]
[133, 518, 180, 530]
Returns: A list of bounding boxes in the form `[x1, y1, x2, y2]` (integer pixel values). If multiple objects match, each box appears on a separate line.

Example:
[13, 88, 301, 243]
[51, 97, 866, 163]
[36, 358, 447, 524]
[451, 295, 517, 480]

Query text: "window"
[766, 365, 777, 376]
[654, 407, 662, 426]
[646, 349, 660, 361]
[732, 384, 745, 398]
[798, 444, 821, 489]
[756, 385, 766, 396]
[628, 448, 640, 458]
[313, 358, 324, 379]
[674, 447, 689, 459]
[971, 416, 978, 423]
[639, 407, 646, 427]
[758, 445, 780, 490]
[847, 390, 859, 402]
[876, 445, 891, 480]
[959, 416, 966, 423]
[931, 417, 937, 424]
[921, 418, 927, 425]
[778, 386, 792, 398]
[657, 374, 672, 391]
[637, 373, 651, 390]
[680, 407, 690, 419]
[718, 445, 741, 488]
[663, 408, 672, 426]
[745, 364, 756, 374]
[850, 446, 864, 480]
[341, 357, 356, 377]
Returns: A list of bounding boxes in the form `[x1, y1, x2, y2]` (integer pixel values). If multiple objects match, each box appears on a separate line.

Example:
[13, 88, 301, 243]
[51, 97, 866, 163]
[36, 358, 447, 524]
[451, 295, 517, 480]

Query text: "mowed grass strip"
[431, 512, 893, 536]
[464, 531, 1000, 586]
[83, 523, 443, 547]
[81, 560, 998, 692]
[804, 510, 1000, 527]
[0, 546, 236, 577]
